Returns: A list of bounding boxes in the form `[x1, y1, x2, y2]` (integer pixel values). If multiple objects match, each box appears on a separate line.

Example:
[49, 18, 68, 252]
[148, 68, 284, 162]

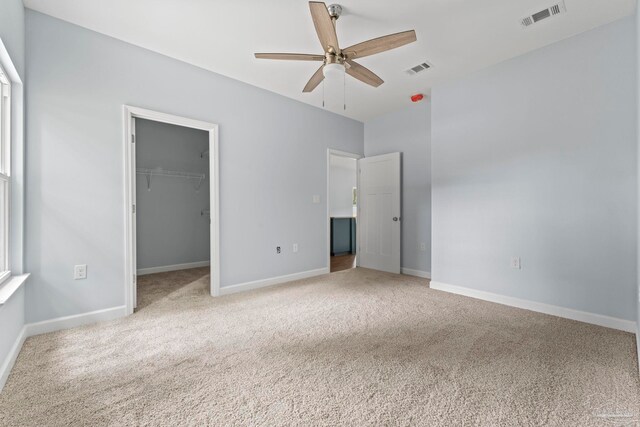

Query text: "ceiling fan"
[255, 2, 417, 93]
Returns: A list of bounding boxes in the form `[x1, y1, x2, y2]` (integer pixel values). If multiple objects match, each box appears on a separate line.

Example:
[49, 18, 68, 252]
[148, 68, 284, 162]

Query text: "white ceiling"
[23, 0, 636, 122]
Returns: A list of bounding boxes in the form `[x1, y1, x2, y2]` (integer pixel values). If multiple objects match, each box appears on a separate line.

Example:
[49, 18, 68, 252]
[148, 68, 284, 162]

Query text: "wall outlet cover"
[74, 264, 87, 280]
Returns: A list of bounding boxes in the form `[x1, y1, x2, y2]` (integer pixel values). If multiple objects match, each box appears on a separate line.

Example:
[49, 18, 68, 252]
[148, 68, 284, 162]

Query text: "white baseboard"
[430, 281, 637, 333]
[220, 268, 329, 296]
[401, 268, 431, 279]
[0, 326, 26, 392]
[24, 305, 128, 337]
[137, 261, 210, 276]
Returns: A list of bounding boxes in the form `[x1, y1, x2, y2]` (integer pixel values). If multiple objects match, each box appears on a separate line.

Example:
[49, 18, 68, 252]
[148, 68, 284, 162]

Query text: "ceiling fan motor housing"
[325, 51, 345, 65]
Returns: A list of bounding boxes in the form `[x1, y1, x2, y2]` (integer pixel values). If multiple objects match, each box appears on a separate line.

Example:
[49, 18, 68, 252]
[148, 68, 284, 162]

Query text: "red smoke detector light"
[411, 94, 424, 103]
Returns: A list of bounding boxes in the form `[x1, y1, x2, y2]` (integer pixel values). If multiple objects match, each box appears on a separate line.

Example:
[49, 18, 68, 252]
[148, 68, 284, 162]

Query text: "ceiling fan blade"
[346, 60, 384, 87]
[343, 30, 417, 59]
[255, 53, 325, 61]
[303, 65, 325, 92]
[309, 2, 340, 53]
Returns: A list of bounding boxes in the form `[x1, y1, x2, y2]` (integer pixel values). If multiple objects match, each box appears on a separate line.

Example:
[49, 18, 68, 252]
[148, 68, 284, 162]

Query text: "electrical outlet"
[419, 242, 426, 252]
[74, 264, 87, 280]
[312, 195, 320, 204]
[293, 243, 298, 253]
[276, 246, 281, 254]
[510, 257, 521, 270]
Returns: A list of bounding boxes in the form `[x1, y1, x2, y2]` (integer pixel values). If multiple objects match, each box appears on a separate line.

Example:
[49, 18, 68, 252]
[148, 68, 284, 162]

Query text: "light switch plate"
[312, 195, 320, 204]
[293, 243, 298, 253]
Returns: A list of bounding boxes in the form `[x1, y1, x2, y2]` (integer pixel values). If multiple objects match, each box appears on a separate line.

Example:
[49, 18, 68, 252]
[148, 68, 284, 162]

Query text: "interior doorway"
[327, 149, 361, 273]
[124, 106, 220, 315]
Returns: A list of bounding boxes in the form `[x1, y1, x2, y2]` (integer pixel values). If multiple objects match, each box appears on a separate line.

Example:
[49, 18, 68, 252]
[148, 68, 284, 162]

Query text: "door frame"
[123, 106, 220, 315]
[326, 149, 362, 272]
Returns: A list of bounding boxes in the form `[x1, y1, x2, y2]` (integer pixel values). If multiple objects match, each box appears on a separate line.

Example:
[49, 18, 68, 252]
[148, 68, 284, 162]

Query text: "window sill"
[0, 273, 29, 305]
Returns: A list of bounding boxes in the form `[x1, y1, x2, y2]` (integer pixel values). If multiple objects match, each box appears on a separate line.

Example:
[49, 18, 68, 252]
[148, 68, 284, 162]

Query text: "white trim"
[0, 273, 29, 305]
[123, 105, 221, 315]
[0, 270, 11, 287]
[326, 149, 362, 271]
[137, 261, 210, 276]
[0, 36, 25, 276]
[430, 281, 637, 333]
[24, 306, 127, 338]
[401, 268, 431, 279]
[0, 325, 25, 392]
[220, 268, 329, 296]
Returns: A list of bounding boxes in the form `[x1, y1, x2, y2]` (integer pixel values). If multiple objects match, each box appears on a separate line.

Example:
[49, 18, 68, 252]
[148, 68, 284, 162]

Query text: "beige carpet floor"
[0, 268, 638, 426]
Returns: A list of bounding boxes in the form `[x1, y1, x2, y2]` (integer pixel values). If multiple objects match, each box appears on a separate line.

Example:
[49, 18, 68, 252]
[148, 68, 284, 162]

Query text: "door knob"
[393, 217, 399, 222]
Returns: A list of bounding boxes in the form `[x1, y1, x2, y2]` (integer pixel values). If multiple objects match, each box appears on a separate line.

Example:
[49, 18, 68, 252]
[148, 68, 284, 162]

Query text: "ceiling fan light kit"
[323, 63, 345, 80]
[254, 1, 417, 97]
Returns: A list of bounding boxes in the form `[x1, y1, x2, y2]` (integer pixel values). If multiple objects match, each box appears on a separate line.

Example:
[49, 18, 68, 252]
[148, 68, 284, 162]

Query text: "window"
[0, 63, 10, 282]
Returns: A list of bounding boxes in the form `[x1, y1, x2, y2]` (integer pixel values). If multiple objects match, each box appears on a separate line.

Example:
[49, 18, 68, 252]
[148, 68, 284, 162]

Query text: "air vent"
[521, 1, 566, 27]
[405, 62, 431, 76]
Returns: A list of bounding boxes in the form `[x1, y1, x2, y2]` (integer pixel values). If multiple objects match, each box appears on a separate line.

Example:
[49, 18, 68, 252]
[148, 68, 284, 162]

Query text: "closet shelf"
[136, 168, 205, 191]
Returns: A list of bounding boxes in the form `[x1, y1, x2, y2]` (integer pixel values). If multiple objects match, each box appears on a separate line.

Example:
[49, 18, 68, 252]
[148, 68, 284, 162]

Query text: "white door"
[357, 153, 401, 273]
[131, 117, 137, 309]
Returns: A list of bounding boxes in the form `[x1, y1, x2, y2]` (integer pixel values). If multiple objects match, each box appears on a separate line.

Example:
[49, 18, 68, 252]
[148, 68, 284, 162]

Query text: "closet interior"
[134, 118, 210, 307]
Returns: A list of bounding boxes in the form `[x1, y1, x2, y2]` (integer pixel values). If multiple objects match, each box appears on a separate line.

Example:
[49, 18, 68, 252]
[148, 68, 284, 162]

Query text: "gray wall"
[0, 286, 24, 376]
[135, 119, 210, 270]
[0, 0, 24, 384]
[25, 11, 363, 323]
[364, 102, 431, 274]
[329, 156, 357, 218]
[431, 16, 637, 321]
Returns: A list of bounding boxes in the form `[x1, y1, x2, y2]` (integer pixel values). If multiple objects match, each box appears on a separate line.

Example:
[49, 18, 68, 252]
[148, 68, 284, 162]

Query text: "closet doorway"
[124, 106, 220, 315]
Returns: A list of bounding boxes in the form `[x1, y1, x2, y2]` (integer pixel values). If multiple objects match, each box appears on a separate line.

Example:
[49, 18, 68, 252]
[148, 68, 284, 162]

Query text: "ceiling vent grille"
[521, 1, 566, 27]
[405, 62, 431, 75]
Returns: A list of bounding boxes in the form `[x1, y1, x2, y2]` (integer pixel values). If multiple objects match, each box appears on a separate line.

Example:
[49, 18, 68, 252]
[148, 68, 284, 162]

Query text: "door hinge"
[132, 204, 136, 214]
[131, 134, 135, 143]
[133, 274, 136, 283]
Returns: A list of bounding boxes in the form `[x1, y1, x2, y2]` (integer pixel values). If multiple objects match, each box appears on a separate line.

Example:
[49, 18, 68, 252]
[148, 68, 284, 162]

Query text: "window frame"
[0, 62, 11, 284]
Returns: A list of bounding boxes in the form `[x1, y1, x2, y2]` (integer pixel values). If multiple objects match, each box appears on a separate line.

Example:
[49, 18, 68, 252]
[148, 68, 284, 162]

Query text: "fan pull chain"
[322, 80, 325, 108]
[343, 68, 346, 110]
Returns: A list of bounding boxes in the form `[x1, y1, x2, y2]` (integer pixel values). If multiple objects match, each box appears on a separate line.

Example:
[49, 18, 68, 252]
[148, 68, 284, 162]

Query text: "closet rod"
[136, 168, 205, 191]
